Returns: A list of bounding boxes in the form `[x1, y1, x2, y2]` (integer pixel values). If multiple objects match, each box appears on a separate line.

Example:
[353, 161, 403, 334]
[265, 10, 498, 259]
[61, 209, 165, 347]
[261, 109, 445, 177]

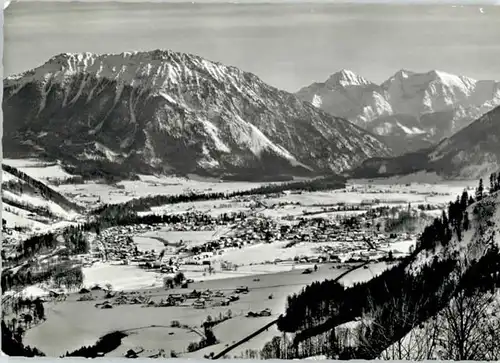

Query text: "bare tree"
[352, 281, 436, 360]
[437, 289, 500, 360]
[379, 315, 440, 360]
[261, 335, 286, 359]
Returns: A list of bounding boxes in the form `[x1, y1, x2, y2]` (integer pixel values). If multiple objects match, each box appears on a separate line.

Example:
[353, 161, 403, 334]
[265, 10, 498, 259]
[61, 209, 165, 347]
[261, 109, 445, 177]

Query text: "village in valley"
[1, 159, 480, 359]
[4, 0, 500, 358]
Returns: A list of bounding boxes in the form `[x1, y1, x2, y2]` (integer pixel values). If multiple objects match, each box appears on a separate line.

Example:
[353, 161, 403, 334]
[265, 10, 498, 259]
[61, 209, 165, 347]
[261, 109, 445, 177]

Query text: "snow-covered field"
[139, 228, 229, 247]
[379, 239, 416, 254]
[80, 237, 394, 290]
[45, 168, 476, 210]
[3, 189, 77, 220]
[80, 233, 394, 295]
[1, 208, 47, 231]
[5, 160, 480, 358]
[132, 237, 166, 253]
[269, 188, 465, 207]
[148, 199, 252, 217]
[217, 242, 320, 265]
[82, 263, 165, 291]
[350, 171, 479, 187]
[2, 158, 76, 181]
[55, 176, 281, 206]
[25, 261, 388, 357]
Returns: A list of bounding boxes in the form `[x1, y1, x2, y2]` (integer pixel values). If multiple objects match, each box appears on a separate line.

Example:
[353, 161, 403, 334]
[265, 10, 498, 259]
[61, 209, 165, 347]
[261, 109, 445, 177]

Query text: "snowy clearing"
[3, 158, 76, 181]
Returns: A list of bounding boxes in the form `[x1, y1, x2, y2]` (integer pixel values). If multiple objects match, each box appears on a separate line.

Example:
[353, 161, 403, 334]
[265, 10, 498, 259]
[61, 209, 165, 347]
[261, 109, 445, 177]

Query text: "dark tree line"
[62, 226, 89, 254]
[273, 246, 500, 360]
[476, 172, 500, 202]
[489, 172, 500, 194]
[2, 262, 84, 293]
[2, 296, 47, 356]
[352, 248, 500, 360]
[5, 224, 89, 268]
[3, 196, 54, 219]
[458, 245, 500, 295]
[1, 321, 45, 357]
[93, 176, 345, 215]
[417, 190, 474, 251]
[187, 325, 218, 353]
[5, 296, 45, 322]
[62, 331, 128, 358]
[1, 163, 84, 213]
[278, 256, 455, 335]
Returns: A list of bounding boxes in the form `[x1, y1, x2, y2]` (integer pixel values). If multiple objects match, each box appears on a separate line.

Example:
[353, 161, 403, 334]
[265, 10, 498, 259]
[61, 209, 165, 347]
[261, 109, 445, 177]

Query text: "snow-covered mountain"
[297, 69, 500, 154]
[2, 51, 392, 180]
[350, 105, 500, 180]
[297, 69, 392, 125]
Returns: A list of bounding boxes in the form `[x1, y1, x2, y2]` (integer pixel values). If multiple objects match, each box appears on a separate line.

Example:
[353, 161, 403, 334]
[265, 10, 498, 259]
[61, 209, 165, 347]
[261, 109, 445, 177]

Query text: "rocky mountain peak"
[325, 69, 373, 88]
[3, 50, 392, 180]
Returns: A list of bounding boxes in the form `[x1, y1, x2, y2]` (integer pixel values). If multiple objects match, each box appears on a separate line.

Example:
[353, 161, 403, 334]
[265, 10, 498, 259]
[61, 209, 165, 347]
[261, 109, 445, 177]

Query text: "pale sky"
[4, 2, 500, 91]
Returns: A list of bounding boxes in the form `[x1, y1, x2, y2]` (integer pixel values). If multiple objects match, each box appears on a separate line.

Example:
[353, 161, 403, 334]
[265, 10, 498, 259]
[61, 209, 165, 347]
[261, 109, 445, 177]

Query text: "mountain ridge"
[3, 50, 392, 180]
[349, 105, 500, 180]
[297, 68, 500, 155]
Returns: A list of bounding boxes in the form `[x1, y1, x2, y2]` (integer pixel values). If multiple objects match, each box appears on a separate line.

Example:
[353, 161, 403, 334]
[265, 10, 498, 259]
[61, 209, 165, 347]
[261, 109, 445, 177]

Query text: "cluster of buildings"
[77, 199, 419, 274]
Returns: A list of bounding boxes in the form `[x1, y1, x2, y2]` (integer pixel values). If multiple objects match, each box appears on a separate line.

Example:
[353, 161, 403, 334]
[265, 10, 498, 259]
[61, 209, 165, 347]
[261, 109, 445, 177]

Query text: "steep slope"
[273, 188, 500, 360]
[350, 105, 500, 180]
[2, 51, 391, 180]
[409, 193, 500, 276]
[429, 106, 500, 178]
[297, 69, 500, 154]
[378, 191, 500, 360]
[2, 164, 83, 241]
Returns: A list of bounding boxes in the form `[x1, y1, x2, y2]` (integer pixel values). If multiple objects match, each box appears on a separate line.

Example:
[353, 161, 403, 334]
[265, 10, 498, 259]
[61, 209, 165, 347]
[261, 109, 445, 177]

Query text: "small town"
[79, 204, 418, 276]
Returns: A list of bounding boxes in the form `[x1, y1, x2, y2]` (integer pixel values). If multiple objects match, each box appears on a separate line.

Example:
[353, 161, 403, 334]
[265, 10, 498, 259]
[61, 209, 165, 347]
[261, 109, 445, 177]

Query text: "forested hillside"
[262, 175, 500, 359]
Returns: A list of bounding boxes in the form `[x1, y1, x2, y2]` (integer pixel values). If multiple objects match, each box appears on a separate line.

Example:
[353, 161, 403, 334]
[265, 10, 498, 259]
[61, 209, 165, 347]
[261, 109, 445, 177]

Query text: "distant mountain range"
[350, 105, 500, 180]
[2, 50, 392, 180]
[4, 50, 499, 181]
[297, 69, 500, 155]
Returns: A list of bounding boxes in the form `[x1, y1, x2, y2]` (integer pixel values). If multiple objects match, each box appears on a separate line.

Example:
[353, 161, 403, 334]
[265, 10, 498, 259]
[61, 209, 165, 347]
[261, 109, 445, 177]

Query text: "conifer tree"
[476, 179, 484, 201]
[490, 172, 497, 193]
[460, 190, 469, 210]
[463, 212, 470, 231]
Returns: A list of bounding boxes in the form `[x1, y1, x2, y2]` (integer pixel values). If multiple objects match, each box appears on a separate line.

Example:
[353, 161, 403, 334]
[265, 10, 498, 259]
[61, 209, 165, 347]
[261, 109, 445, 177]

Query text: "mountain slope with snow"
[2, 163, 82, 241]
[284, 189, 500, 360]
[296, 69, 392, 125]
[297, 69, 500, 154]
[350, 105, 500, 180]
[2, 51, 392, 180]
[377, 191, 500, 360]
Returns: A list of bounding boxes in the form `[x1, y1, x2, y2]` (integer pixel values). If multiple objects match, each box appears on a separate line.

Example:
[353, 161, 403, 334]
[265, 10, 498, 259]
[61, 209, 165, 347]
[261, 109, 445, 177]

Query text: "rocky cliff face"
[3, 50, 391, 179]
